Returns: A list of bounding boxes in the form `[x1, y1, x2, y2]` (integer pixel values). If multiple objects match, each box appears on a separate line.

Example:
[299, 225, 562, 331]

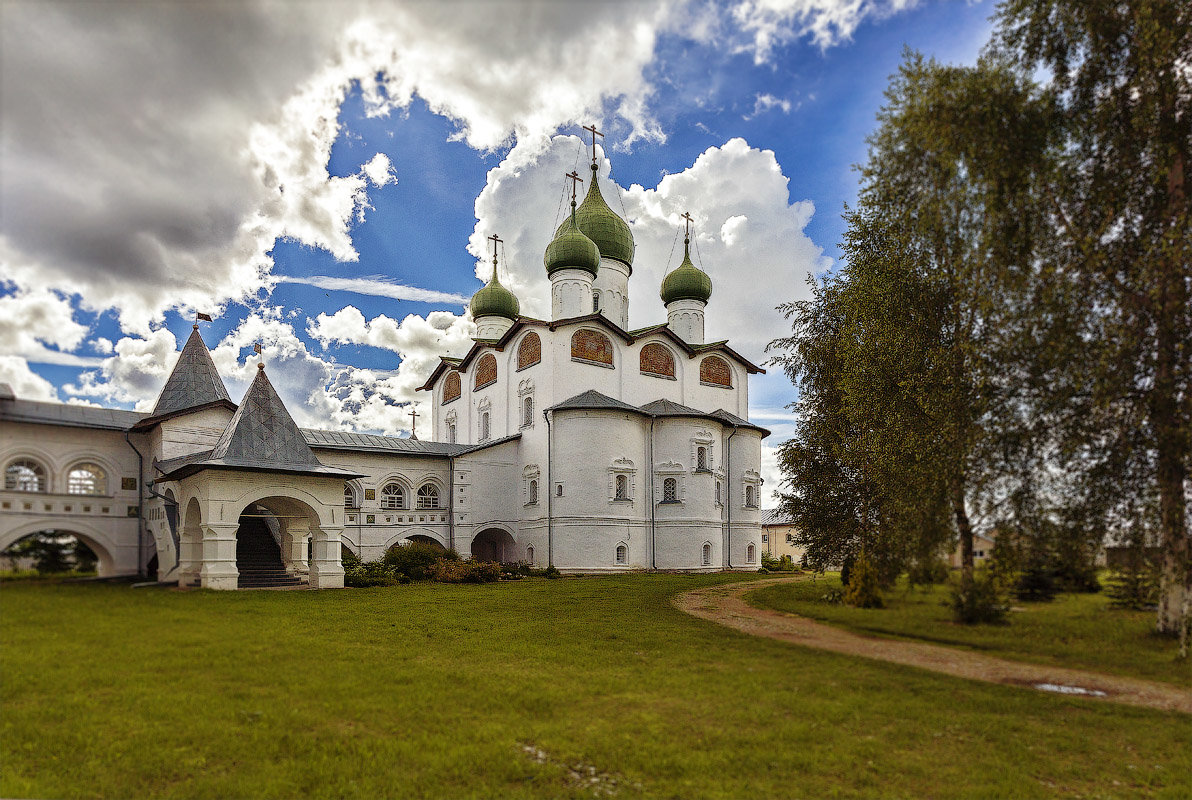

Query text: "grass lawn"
[2, 575, 1188, 799]
[747, 575, 1191, 687]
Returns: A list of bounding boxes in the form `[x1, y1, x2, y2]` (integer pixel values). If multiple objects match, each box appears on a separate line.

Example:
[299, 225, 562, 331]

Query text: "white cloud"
[276, 275, 469, 305]
[0, 356, 59, 401]
[0, 287, 90, 362]
[730, 0, 922, 59]
[746, 93, 794, 119]
[64, 329, 180, 409]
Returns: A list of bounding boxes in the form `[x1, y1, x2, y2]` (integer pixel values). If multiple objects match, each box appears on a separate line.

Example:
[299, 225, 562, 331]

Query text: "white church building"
[0, 156, 768, 589]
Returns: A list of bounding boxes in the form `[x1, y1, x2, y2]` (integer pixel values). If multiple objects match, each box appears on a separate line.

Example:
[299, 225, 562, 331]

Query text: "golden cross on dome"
[487, 233, 502, 268]
[681, 212, 694, 241]
[565, 170, 584, 204]
[582, 123, 603, 164]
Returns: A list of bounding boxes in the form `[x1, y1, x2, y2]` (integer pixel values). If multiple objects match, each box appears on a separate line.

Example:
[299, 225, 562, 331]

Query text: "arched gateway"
[471, 528, 515, 563]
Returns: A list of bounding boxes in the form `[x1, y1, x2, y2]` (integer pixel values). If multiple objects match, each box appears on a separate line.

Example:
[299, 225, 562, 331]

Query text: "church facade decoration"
[442, 372, 461, 403]
[474, 354, 497, 390]
[640, 343, 676, 378]
[571, 329, 614, 366]
[699, 355, 733, 387]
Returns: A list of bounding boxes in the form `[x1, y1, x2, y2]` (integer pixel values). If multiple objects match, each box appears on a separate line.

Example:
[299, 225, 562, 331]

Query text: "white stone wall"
[666, 299, 707, 345]
[0, 421, 151, 576]
[551, 267, 595, 320]
[592, 258, 630, 328]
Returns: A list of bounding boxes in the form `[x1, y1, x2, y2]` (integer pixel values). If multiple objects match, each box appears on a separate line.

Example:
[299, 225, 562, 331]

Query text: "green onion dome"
[470, 258, 520, 319]
[556, 163, 634, 270]
[545, 204, 601, 277]
[660, 238, 712, 305]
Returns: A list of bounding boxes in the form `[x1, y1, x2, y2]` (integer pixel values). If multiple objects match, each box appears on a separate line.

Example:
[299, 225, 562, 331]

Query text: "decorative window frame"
[654, 461, 686, 504]
[444, 409, 458, 444]
[473, 353, 498, 391]
[639, 341, 678, 381]
[701, 541, 713, 567]
[742, 469, 762, 509]
[570, 328, 616, 369]
[415, 481, 444, 510]
[608, 458, 636, 503]
[516, 331, 542, 372]
[746, 542, 758, 563]
[518, 379, 535, 430]
[4, 456, 51, 493]
[615, 541, 629, 565]
[523, 464, 540, 506]
[477, 397, 492, 442]
[379, 480, 409, 510]
[699, 355, 735, 388]
[690, 430, 714, 473]
[442, 371, 462, 405]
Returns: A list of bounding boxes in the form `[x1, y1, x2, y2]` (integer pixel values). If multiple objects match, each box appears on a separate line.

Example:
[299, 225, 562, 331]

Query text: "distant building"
[947, 531, 997, 569]
[760, 509, 805, 564]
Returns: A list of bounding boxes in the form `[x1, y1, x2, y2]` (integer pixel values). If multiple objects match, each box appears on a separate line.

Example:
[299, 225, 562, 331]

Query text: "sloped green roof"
[545, 205, 601, 277]
[470, 259, 520, 319]
[660, 238, 712, 304]
[557, 163, 634, 269]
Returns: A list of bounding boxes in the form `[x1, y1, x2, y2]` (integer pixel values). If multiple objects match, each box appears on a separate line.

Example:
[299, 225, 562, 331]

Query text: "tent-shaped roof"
[149, 327, 233, 418]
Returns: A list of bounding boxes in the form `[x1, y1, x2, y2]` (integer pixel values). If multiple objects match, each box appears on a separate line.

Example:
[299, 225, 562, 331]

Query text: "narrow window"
[696, 447, 707, 471]
[529, 479, 538, 504]
[344, 486, 356, 508]
[616, 544, 627, 565]
[556, 483, 564, 497]
[417, 484, 441, 509]
[715, 481, 722, 504]
[480, 411, 490, 441]
[447, 423, 456, 444]
[745, 485, 757, 508]
[67, 463, 106, 495]
[662, 477, 677, 503]
[615, 474, 628, 500]
[593, 292, 600, 313]
[527, 545, 535, 564]
[702, 543, 712, 566]
[522, 396, 533, 427]
[747, 544, 756, 563]
[5, 459, 46, 493]
[381, 483, 405, 510]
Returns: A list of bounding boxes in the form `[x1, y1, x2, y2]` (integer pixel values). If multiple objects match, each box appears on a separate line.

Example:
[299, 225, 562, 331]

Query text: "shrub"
[1105, 546, 1160, 611]
[949, 573, 1009, 624]
[543, 565, 562, 579]
[843, 552, 883, 609]
[430, 559, 501, 584]
[1015, 546, 1058, 602]
[762, 553, 797, 573]
[907, 556, 950, 587]
[384, 541, 459, 581]
[344, 559, 400, 588]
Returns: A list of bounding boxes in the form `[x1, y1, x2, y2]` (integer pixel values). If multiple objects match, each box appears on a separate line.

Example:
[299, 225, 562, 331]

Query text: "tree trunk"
[953, 478, 974, 585]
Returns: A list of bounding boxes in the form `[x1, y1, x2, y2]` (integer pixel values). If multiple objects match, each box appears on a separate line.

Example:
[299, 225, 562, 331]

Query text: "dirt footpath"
[674, 577, 1192, 714]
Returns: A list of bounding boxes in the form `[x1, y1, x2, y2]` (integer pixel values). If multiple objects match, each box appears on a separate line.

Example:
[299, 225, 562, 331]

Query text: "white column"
[593, 259, 630, 328]
[199, 523, 240, 590]
[474, 315, 514, 340]
[283, 520, 310, 576]
[666, 299, 706, 345]
[551, 268, 594, 320]
[309, 525, 345, 589]
[175, 525, 202, 586]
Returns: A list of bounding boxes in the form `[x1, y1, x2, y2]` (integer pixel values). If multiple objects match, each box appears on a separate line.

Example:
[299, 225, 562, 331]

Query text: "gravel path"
[674, 576, 1192, 714]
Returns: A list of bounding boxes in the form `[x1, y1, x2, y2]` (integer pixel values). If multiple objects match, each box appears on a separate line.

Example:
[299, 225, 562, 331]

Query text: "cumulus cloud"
[0, 356, 59, 401]
[730, 0, 922, 59]
[0, 287, 92, 365]
[65, 329, 180, 409]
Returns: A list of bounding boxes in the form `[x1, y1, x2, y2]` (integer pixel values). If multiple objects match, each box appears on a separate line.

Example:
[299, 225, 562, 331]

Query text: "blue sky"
[0, 0, 996, 499]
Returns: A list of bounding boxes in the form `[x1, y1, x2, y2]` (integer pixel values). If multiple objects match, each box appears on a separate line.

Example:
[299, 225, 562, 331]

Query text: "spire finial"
[681, 211, 694, 246]
[194, 311, 212, 331]
[566, 169, 584, 207]
[487, 233, 503, 282]
[409, 405, 419, 440]
[253, 341, 264, 370]
[582, 123, 603, 166]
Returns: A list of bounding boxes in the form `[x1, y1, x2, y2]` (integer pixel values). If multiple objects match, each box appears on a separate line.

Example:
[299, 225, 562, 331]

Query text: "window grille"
[528, 480, 538, 504]
[593, 292, 600, 313]
[747, 544, 756, 563]
[447, 423, 456, 444]
[662, 478, 677, 502]
[67, 463, 105, 495]
[480, 412, 490, 441]
[702, 543, 712, 566]
[381, 483, 405, 509]
[615, 474, 629, 500]
[616, 544, 627, 565]
[416, 484, 441, 509]
[344, 486, 357, 508]
[745, 485, 758, 508]
[5, 460, 45, 492]
[522, 396, 533, 427]
[696, 447, 707, 471]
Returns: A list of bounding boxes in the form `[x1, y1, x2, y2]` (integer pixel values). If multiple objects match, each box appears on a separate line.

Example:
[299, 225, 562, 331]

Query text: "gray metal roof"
[303, 428, 466, 456]
[210, 366, 322, 468]
[638, 398, 706, 418]
[0, 396, 146, 431]
[150, 327, 232, 417]
[761, 508, 794, 526]
[709, 409, 770, 435]
[547, 390, 640, 413]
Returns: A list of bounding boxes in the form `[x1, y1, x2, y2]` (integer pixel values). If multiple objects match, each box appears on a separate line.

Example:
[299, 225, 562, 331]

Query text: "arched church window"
[528, 480, 538, 504]
[702, 543, 712, 566]
[5, 459, 46, 492]
[380, 483, 405, 510]
[639, 343, 675, 378]
[615, 474, 629, 501]
[447, 423, 456, 444]
[745, 485, 758, 508]
[715, 481, 722, 505]
[526, 545, 535, 564]
[480, 412, 490, 441]
[699, 355, 733, 387]
[571, 329, 613, 366]
[747, 544, 756, 563]
[662, 478, 678, 503]
[416, 484, 441, 510]
[344, 485, 358, 508]
[517, 332, 541, 370]
[443, 372, 461, 404]
[696, 447, 708, 471]
[474, 353, 497, 390]
[593, 292, 600, 313]
[522, 396, 534, 428]
[67, 462, 106, 495]
[615, 544, 628, 565]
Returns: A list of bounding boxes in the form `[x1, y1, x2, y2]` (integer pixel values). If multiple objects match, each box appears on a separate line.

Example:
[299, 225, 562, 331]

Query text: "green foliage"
[429, 559, 501, 584]
[907, 555, 950, 587]
[1105, 544, 1161, 611]
[843, 552, 884, 609]
[3, 533, 96, 575]
[1014, 547, 1058, 602]
[761, 553, 797, 573]
[383, 541, 460, 581]
[949, 573, 1009, 625]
